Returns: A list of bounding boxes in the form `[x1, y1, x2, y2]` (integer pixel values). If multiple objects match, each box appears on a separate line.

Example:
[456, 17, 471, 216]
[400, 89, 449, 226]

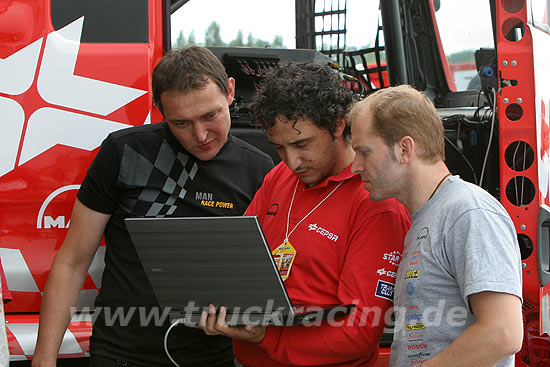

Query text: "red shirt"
[234, 163, 410, 366]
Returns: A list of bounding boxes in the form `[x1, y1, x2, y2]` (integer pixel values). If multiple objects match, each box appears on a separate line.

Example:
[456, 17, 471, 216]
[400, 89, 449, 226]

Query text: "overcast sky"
[170, 0, 494, 54]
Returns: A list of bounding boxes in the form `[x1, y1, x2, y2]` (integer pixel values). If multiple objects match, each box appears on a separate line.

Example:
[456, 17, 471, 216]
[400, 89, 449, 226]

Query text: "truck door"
[0, 0, 165, 361]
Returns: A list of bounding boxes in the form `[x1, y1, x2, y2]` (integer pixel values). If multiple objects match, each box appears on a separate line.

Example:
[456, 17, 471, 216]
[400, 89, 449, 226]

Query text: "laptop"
[125, 216, 354, 326]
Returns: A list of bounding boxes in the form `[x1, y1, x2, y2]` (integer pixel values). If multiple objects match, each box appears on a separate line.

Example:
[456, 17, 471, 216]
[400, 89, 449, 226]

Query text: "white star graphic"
[0, 17, 149, 177]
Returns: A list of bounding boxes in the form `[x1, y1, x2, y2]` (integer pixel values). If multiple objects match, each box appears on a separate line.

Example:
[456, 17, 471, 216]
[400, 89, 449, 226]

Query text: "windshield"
[170, 0, 296, 49]
[434, 0, 495, 91]
[170, 0, 380, 51]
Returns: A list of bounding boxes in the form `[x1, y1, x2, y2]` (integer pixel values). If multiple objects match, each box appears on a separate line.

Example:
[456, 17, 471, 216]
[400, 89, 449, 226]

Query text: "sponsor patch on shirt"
[307, 223, 339, 242]
[383, 251, 401, 266]
[406, 282, 415, 296]
[409, 250, 421, 265]
[375, 279, 395, 301]
[266, 203, 278, 216]
[405, 269, 420, 279]
[377, 268, 397, 278]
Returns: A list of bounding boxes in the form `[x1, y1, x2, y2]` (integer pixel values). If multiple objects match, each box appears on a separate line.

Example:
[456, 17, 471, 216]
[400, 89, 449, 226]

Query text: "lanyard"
[284, 179, 344, 243]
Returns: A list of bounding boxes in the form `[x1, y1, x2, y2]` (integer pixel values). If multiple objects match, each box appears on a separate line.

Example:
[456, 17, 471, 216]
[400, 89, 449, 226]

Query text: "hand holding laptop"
[198, 304, 266, 344]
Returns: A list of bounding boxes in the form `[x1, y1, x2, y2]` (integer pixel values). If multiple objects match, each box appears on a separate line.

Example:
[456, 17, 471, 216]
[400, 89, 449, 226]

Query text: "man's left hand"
[198, 304, 267, 344]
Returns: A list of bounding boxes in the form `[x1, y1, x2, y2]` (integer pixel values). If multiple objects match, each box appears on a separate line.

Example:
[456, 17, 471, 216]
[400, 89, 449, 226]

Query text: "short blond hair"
[350, 85, 445, 163]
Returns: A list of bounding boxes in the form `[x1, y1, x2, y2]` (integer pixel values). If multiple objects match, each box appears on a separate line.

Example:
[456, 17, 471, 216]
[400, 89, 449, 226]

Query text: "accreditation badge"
[272, 240, 297, 281]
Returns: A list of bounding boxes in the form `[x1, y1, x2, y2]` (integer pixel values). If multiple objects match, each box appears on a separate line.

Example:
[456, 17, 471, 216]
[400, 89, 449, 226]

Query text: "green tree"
[188, 30, 196, 45]
[272, 35, 284, 48]
[246, 33, 255, 47]
[229, 30, 245, 47]
[255, 38, 270, 48]
[174, 30, 187, 48]
[205, 21, 225, 46]
[447, 49, 476, 63]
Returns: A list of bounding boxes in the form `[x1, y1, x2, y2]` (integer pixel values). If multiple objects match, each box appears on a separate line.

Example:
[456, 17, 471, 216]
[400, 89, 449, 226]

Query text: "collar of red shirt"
[301, 163, 355, 191]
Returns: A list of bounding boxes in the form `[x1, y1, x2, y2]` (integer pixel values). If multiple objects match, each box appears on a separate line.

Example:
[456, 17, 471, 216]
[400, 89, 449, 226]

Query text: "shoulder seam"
[448, 207, 513, 231]
[230, 137, 273, 161]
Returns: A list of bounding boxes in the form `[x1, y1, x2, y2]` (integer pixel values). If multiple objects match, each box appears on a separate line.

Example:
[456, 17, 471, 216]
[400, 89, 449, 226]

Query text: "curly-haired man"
[199, 62, 411, 366]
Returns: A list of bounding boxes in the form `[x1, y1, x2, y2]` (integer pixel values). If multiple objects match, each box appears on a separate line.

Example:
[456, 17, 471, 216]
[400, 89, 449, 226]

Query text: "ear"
[395, 136, 415, 164]
[333, 117, 347, 138]
[227, 77, 236, 105]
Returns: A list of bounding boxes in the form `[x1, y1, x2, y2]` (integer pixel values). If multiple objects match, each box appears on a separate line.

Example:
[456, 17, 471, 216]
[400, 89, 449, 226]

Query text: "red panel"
[497, 1, 550, 366]
[373, 347, 390, 367]
[496, 0, 539, 307]
[0, 0, 166, 316]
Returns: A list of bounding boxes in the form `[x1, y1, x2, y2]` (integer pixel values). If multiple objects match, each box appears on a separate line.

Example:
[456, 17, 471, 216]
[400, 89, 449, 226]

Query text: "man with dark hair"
[349, 85, 523, 366]
[199, 62, 410, 366]
[32, 45, 274, 367]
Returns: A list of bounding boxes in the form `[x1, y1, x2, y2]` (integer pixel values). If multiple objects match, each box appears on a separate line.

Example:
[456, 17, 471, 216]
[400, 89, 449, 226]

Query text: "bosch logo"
[408, 344, 428, 350]
[0, 17, 147, 179]
[37, 185, 80, 229]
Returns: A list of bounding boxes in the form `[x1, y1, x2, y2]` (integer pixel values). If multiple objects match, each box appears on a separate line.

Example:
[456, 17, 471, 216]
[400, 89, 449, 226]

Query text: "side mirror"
[433, 0, 441, 12]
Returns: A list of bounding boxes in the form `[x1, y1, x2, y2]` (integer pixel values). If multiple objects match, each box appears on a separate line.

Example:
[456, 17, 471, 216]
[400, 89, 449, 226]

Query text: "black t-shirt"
[77, 122, 273, 366]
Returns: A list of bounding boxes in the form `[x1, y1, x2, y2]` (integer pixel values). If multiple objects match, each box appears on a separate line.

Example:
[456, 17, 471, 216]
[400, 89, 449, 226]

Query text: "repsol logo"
[37, 185, 80, 229]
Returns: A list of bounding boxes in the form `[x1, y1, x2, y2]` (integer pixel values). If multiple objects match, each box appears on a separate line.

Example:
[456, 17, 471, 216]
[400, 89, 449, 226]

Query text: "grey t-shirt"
[389, 176, 522, 367]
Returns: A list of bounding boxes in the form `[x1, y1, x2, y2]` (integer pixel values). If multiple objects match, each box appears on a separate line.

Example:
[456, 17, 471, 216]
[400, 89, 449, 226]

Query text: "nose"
[193, 122, 208, 142]
[351, 152, 363, 174]
[282, 148, 302, 172]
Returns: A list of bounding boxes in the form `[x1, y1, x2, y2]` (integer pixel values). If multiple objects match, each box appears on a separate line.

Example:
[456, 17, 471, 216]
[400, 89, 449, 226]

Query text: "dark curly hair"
[250, 62, 355, 141]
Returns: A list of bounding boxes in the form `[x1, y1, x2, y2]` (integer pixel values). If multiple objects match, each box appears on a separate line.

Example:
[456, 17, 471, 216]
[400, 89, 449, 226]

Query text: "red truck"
[1, 0, 549, 365]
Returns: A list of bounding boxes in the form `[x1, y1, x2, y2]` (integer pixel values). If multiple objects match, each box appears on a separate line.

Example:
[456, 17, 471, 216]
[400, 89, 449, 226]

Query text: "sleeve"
[258, 206, 411, 366]
[446, 208, 523, 311]
[0, 259, 12, 303]
[244, 166, 274, 218]
[77, 134, 121, 214]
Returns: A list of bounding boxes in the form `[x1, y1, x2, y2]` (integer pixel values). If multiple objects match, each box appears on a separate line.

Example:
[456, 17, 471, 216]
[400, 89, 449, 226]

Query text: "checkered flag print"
[118, 140, 198, 217]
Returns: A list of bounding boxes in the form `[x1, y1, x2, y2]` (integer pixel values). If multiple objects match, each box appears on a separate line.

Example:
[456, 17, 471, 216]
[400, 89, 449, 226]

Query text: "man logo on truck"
[36, 185, 80, 229]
